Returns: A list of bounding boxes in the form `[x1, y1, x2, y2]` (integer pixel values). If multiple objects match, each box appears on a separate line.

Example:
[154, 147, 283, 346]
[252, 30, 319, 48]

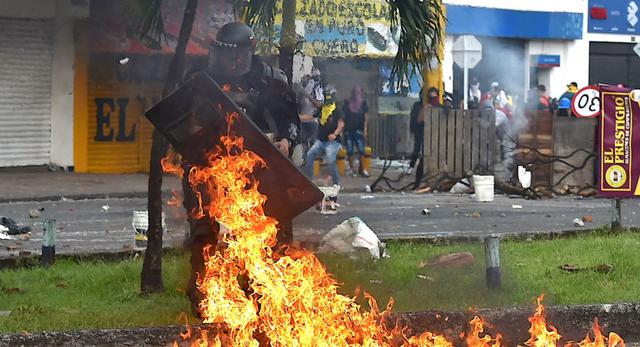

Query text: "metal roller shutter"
[0, 18, 53, 166]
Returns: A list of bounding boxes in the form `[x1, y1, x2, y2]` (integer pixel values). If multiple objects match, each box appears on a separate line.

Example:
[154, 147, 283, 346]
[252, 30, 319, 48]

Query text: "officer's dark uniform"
[183, 23, 300, 313]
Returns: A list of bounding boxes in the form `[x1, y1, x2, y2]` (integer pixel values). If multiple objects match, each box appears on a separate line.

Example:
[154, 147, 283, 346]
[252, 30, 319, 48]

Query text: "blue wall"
[446, 5, 583, 39]
[588, 0, 639, 34]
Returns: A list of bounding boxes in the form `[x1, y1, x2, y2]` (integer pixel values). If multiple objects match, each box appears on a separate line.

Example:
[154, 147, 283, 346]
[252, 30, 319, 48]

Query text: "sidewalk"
[0, 167, 407, 203]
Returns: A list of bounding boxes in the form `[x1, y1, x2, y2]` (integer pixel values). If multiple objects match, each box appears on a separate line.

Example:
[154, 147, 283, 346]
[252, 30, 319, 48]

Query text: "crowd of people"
[293, 72, 371, 187]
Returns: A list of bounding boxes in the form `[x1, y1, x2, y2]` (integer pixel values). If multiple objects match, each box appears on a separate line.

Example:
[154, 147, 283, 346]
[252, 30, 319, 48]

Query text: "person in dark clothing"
[304, 85, 344, 185]
[342, 85, 370, 177]
[408, 87, 438, 173]
[182, 22, 300, 316]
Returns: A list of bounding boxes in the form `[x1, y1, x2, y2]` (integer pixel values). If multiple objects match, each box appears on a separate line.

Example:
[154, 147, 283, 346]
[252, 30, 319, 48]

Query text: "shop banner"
[597, 85, 640, 197]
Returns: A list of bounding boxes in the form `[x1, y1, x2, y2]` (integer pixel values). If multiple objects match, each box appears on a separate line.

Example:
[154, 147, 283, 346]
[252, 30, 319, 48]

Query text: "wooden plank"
[454, 110, 464, 177]
[446, 109, 456, 173]
[486, 109, 496, 174]
[471, 110, 480, 172]
[462, 110, 472, 174]
[428, 107, 439, 173]
[438, 109, 447, 172]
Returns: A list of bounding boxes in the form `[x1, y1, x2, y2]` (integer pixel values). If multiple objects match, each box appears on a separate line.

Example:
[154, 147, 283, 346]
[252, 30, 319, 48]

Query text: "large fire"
[164, 114, 625, 346]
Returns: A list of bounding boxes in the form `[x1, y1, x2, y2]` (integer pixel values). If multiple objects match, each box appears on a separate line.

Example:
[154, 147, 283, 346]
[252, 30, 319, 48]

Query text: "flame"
[526, 295, 562, 347]
[571, 319, 626, 347]
[165, 114, 626, 346]
[465, 316, 502, 347]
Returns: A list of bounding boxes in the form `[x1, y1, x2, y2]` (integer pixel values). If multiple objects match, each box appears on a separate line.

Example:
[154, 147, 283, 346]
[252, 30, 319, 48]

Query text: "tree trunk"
[278, 0, 296, 83]
[141, 0, 198, 294]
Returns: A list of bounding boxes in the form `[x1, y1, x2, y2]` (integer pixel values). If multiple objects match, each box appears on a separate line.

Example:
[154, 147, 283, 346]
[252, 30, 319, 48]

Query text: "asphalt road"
[1, 193, 639, 258]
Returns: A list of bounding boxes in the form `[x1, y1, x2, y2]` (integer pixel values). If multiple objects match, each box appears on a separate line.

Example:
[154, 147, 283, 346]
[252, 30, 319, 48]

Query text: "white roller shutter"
[0, 17, 53, 167]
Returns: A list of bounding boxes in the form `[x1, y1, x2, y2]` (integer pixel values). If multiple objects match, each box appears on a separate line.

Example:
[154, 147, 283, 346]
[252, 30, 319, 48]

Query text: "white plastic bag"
[318, 217, 386, 259]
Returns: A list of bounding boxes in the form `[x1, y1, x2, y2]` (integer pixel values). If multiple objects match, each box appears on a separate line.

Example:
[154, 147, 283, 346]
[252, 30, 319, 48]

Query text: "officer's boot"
[186, 222, 218, 318]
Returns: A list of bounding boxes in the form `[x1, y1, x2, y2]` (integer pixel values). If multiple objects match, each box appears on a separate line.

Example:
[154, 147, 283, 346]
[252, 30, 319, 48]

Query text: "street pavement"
[1, 192, 639, 259]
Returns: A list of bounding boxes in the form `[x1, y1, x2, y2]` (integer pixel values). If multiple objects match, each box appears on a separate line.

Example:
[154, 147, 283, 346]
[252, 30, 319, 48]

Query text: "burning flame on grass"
[164, 114, 624, 346]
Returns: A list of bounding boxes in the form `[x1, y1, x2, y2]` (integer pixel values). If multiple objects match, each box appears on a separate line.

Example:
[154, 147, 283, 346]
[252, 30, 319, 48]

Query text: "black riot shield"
[145, 71, 323, 222]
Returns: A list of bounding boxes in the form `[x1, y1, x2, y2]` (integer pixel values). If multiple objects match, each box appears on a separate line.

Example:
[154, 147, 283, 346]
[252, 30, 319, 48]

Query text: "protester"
[557, 81, 578, 117]
[294, 74, 322, 158]
[342, 86, 370, 177]
[304, 85, 344, 186]
[181, 22, 300, 315]
[536, 84, 551, 110]
[468, 78, 481, 109]
[407, 87, 439, 174]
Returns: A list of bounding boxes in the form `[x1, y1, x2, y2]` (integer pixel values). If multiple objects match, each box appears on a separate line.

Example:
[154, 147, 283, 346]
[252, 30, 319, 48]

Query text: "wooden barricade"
[423, 108, 496, 176]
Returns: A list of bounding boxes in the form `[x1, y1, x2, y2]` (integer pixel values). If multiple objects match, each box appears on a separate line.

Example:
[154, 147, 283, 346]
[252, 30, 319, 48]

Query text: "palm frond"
[233, 0, 278, 32]
[387, 0, 446, 87]
[135, 0, 166, 50]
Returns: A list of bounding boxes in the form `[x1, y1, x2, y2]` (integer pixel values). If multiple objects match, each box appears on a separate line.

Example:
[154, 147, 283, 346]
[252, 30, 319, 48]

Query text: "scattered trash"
[317, 185, 341, 215]
[467, 211, 481, 218]
[545, 214, 552, 218]
[360, 195, 375, 200]
[60, 196, 71, 202]
[573, 218, 585, 227]
[119, 57, 130, 65]
[416, 187, 432, 194]
[417, 275, 434, 281]
[364, 185, 372, 193]
[582, 215, 593, 223]
[28, 208, 44, 219]
[421, 209, 431, 215]
[0, 311, 11, 317]
[102, 205, 110, 211]
[369, 279, 382, 285]
[560, 263, 614, 274]
[56, 281, 69, 289]
[317, 217, 386, 259]
[0, 217, 31, 235]
[420, 252, 475, 268]
[499, 213, 507, 218]
[449, 178, 472, 194]
[132, 211, 166, 248]
[512, 205, 523, 209]
[518, 166, 532, 189]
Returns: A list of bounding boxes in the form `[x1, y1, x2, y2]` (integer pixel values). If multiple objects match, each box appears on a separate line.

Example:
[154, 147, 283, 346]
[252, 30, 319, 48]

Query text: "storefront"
[441, 1, 584, 102]
[587, 0, 640, 88]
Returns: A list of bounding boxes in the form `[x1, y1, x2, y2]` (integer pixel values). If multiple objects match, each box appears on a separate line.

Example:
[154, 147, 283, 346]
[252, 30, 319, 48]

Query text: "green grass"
[1, 231, 639, 333]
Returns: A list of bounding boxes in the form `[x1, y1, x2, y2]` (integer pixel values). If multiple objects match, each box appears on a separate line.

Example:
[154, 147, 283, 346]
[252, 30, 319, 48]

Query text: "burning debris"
[161, 119, 626, 346]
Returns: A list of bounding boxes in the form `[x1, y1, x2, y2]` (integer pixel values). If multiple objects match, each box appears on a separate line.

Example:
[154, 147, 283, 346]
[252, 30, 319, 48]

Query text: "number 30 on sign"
[571, 86, 601, 118]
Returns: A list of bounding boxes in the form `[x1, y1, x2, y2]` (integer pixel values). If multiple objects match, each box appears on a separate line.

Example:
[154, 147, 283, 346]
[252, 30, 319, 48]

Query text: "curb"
[1, 303, 638, 346]
[0, 191, 176, 204]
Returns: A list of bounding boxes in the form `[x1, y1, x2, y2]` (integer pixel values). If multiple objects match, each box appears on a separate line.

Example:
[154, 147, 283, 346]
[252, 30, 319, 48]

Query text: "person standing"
[294, 74, 322, 158]
[557, 82, 578, 117]
[408, 87, 439, 174]
[181, 22, 300, 316]
[342, 85, 370, 177]
[304, 85, 344, 186]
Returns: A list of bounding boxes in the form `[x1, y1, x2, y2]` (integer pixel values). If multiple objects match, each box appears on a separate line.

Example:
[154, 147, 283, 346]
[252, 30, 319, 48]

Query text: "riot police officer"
[182, 22, 300, 315]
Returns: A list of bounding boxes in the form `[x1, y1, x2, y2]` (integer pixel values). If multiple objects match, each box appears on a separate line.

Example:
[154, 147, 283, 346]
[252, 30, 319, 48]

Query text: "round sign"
[571, 86, 601, 118]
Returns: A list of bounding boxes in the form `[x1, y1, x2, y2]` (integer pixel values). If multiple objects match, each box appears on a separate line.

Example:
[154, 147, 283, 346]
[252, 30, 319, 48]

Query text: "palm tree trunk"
[141, 0, 198, 294]
[278, 0, 296, 82]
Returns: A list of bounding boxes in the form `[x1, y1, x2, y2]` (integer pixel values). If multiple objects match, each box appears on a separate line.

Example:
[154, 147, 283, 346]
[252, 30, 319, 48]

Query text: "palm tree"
[136, 0, 445, 293]
[136, 0, 199, 294]
[237, 0, 445, 86]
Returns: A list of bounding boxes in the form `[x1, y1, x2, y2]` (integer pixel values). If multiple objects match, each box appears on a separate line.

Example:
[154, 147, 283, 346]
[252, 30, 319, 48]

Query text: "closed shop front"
[0, 17, 54, 166]
[589, 42, 640, 88]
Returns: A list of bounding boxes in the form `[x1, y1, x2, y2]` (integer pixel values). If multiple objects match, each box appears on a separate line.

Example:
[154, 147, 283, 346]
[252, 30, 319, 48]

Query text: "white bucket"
[473, 175, 495, 202]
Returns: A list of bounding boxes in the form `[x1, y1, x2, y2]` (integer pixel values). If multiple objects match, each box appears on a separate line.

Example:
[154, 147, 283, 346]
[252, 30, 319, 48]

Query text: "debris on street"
[582, 215, 593, 223]
[360, 195, 375, 199]
[420, 252, 475, 268]
[28, 207, 44, 218]
[512, 204, 523, 209]
[449, 178, 472, 194]
[560, 263, 614, 274]
[422, 208, 431, 215]
[318, 217, 386, 259]
[573, 218, 585, 227]
[0, 217, 31, 235]
[102, 205, 110, 211]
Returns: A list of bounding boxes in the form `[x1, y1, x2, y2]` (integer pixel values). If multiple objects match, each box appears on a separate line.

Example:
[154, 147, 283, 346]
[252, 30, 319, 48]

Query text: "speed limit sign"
[571, 86, 601, 118]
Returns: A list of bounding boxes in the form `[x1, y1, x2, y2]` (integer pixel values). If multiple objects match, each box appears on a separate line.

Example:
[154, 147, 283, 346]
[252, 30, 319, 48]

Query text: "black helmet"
[212, 22, 256, 49]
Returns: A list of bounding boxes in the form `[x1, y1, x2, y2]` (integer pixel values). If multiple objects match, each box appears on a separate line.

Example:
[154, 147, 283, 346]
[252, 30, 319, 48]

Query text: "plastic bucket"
[473, 175, 495, 202]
